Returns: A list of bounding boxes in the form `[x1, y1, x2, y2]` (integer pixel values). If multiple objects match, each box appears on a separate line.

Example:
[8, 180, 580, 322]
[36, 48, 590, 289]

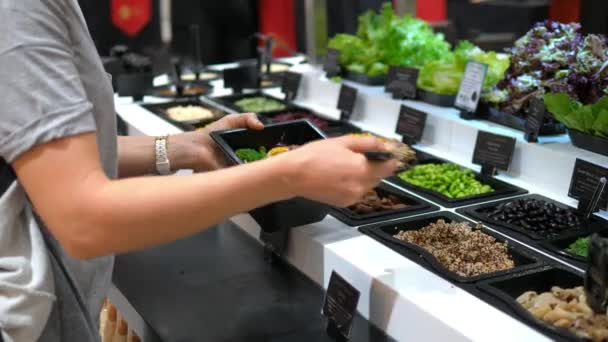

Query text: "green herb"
[327, 3, 450, 77]
[544, 93, 608, 138]
[329, 76, 343, 83]
[235, 147, 267, 163]
[566, 237, 590, 257]
[398, 163, 494, 199]
[234, 97, 286, 113]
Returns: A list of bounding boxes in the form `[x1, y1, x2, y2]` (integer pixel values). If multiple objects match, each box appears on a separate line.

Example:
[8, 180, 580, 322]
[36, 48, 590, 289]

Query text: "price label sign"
[282, 71, 302, 101]
[524, 97, 546, 143]
[324, 48, 341, 78]
[569, 159, 608, 210]
[455, 61, 488, 113]
[395, 105, 427, 144]
[322, 271, 360, 340]
[385, 66, 418, 99]
[337, 85, 357, 121]
[223, 64, 259, 92]
[472, 131, 516, 173]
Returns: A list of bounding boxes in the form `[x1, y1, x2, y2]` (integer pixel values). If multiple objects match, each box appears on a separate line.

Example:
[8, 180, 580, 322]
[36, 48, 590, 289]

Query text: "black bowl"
[141, 100, 226, 131]
[483, 106, 566, 136]
[478, 267, 587, 341]
[387, 158, 528, 208]
[359, 211, 543, 283]
[457, 194, 605, 241]
[330, 183, 438, 226]
[343, 70, 386, 86]
[210, 120, 330, 232]
[115, 72, 154, 101]
[568, 129, 608, 157]
[416, 89, 456, 107]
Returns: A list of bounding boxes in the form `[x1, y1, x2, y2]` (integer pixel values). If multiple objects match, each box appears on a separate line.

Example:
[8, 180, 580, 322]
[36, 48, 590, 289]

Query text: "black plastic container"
[151, 81, 212, 98]
[484, 107, 566, 136]
[457, 194, 605, 241]
[262, 110, 362, 137]
[343, 70, 386, 86]
[540, 234, 588, 268]
[478, 267, 586, 342]
[330, 183, 438, 226]
[115, 73, 154, 101]
[359, 211, 543, 283]
[141, 100, 226, 131]
[387, 158, 528, 208]
[211, 92, 298, 115]
[416, 89, 456, 107]
[210, 120, 330, 232]
[568, 129, 608, 157]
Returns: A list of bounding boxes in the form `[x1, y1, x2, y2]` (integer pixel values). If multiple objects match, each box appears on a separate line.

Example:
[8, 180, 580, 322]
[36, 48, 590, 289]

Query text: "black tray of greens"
[568, 129, 608, 158]
[330, 182, 438, 226]
[210, 120, 330, 232]
[540, 233, 589, 268]
[343, 70, 386, 86]
[477, 266, 588, 342]
[456, 194, 605, 241]
[386, 157, 527, 208]
[141, 100, 226, 131]
[416, 89, 456, 108]
[358, 211, 543, 283]
[483, 106, 566, 136]
[211, 92, 299, 115]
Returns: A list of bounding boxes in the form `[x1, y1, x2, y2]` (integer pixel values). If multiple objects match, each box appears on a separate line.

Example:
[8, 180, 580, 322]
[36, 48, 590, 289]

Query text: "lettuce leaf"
[544, 93, 608, 137]
[327, 3, 449, 76]
[417, 41, 510, 95]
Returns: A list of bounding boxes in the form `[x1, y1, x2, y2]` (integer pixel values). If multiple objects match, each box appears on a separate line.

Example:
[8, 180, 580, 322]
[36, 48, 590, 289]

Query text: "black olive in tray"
[358, 211, 543, 284]
[329, 182, 438, 226]
[477, 266, 602, 342]
[141, 100, 226, 131]
[456, 194, 607, 241]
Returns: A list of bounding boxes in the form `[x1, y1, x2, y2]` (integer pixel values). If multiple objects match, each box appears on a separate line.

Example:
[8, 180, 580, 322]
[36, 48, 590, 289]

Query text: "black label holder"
[472, 131, 516, 177]
[524, 97, 546, 143]
[321, 271, 360, 341]
[337, 85, 358, 122]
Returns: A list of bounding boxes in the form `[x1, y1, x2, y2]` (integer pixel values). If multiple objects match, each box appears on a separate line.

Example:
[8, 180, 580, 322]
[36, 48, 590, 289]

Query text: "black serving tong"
[584, 177, 608, 313]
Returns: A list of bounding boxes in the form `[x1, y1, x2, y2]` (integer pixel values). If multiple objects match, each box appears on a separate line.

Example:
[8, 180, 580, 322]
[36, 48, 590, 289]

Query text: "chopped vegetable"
[327, 3, 450, 76]
[544, 93, 608, 138]
[398, 163, 494, 199]
[235, 147, 267, 163]
[567, 237, 590, 257]
[267, 146, 290, 157]
[234, 97, 286, 113]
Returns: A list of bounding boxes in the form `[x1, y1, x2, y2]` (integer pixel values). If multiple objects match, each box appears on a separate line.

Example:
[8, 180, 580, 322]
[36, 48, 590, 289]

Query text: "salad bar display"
[126, 12, 608, 341]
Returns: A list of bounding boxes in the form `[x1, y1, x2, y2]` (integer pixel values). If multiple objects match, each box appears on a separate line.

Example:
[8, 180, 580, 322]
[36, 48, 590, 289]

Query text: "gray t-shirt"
[0, 0, 118, 341]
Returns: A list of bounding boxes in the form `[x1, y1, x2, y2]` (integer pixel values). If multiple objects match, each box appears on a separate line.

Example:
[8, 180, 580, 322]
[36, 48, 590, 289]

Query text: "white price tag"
[455, 61, 488, 113]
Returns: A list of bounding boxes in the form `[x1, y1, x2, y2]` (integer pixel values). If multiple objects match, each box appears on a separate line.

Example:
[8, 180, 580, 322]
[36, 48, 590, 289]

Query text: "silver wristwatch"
[155, 135, 172, 175]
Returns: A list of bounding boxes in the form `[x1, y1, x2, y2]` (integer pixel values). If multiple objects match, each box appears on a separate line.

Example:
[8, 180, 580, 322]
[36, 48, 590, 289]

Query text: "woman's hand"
[169, 113, 264, 172]
[273, 136, 399, 207]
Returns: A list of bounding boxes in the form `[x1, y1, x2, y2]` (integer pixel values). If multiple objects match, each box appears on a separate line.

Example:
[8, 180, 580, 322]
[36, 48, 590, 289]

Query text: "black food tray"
[141, 100, 226, 131]
[343, 70, 386, 86]
[211, 92, 299, 115]
[477, 266, 587, 342]
[484, 106, 566, 136]
[456, 194, 605, 242]
[330, 183, 439, 226]
[150, 81, 212, 98]
[261, 109, 362, 137]
[568, 129, 608, 157]
[387, 158, 528, 208]
[416, 89, 456, 108]
[210, 120, 330, 232]
[358, 211, 543, 284]
[540, 233, 588, 269]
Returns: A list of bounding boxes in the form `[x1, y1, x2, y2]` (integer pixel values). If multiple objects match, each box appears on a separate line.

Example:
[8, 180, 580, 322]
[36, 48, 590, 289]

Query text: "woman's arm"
[117, 114, 264, 177]
[13, 132, 396, 259]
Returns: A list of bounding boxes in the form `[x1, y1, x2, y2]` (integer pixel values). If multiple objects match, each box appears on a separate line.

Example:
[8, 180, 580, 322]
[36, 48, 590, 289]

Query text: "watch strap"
[155, 135, 172, 175]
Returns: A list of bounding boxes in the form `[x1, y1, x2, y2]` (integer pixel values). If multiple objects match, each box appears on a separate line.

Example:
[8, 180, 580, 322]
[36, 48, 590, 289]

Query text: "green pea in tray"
[386, 158, 527, 208]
